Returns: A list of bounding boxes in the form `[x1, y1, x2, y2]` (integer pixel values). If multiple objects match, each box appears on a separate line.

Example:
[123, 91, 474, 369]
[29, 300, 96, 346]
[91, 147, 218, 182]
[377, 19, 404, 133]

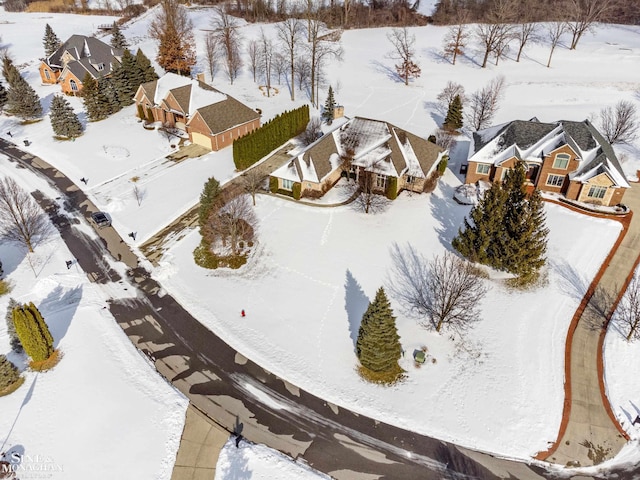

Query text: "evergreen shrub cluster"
[386, 177, 398, 200]
[269, 177, 278, 193]
[12, 302, 54, 363]
[233, 105, 310, 170]
[292, 182, 301, 200]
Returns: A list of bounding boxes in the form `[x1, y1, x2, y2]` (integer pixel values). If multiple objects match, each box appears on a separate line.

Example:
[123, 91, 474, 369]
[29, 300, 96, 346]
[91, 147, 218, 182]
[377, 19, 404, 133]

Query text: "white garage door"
[191, 132, 213, 150]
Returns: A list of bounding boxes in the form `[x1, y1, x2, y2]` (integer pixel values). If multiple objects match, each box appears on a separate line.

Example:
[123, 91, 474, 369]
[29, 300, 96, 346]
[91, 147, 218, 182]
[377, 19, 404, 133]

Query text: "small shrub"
[0, 279, 11, 296]
[269, 177, 278, 193]
[386, 177, 398, 200]
[423, 171, 439, 193]
[437, 155, 448, 176]
[428, 134, 436, 144]
[223, 254, 248, 269]
[137, 104, 145, 120]
[302, 188, 323, 199]
[0, 354, 21, 394]
[193, 240, 219, 269]
[292, 182, 302, 200]
[30, 348, 62, 372]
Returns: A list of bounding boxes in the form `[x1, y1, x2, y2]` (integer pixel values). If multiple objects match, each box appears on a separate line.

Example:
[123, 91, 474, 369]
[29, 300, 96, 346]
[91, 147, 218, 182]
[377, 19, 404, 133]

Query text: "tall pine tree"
[135, 49, 158, 83]
[110, 22, 129, 50]
[43, 23, 62, 58]
[453, 162, 548, 281]
[157, 26, 196, 76]
[322, 86, 336, 124]
[356, 287, 403, 383]
[0, 354, 21, 391]
[112, 49, 138, 107]
[443, 94, 463, 131]
[50, 95, 83, 139]
[12, 303, 54, 363]
[7, 76, 42, 120]
[81, 73, 107, 122]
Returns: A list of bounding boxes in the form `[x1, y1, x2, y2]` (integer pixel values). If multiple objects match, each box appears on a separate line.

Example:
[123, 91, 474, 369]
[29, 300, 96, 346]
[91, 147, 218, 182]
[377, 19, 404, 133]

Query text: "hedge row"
[233, 105, 310, 171]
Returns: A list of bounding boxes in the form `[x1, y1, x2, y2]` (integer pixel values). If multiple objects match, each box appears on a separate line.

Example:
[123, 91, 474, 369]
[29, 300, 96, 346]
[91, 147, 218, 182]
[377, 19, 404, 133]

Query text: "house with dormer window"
[464, 118, 629, 207]
[270, 117, 445, 199]
[39, 35, 122, 94]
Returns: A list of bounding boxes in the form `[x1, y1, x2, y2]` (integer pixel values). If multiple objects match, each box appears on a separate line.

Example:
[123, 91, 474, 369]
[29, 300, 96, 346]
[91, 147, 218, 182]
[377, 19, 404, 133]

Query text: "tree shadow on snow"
[37, 284, 83, 347]
[429, 181, 466, 251]
[424, 100, 444, 129]
[369, 60, 402, 83]
[344, 270, 370, 349]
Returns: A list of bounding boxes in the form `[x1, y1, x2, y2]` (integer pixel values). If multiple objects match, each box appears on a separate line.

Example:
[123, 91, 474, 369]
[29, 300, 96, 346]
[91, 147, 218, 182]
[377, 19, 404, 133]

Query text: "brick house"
[134, 73, 260, 151]
[39, 35, 121, 94]
[464, 118, 629, 207]
[270, 117, 445, 198]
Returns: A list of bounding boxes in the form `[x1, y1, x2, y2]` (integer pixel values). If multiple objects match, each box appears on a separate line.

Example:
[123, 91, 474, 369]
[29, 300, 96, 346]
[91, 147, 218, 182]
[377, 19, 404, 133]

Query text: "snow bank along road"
[0, 137, 635, 480]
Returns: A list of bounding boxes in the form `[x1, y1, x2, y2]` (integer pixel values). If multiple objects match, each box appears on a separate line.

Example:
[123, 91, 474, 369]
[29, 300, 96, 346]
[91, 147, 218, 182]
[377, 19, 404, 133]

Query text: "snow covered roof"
[470, 119, 629, 188]
[153, 73, 226, 114]
[272, 117, 443, 185]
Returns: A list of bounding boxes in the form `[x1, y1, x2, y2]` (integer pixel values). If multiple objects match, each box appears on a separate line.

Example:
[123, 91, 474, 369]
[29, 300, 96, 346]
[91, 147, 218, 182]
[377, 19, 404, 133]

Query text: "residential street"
[1, 136, 638, 479]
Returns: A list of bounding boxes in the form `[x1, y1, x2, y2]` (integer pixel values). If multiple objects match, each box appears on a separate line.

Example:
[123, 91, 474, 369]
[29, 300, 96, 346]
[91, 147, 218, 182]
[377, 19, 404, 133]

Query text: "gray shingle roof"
[303, 132, 340, 181]
[47, 35, 121, 81]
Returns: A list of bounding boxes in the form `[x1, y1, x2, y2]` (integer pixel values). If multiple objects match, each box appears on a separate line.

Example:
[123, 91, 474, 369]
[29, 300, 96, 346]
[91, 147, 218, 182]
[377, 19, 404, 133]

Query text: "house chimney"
[196, 72, 205, 83]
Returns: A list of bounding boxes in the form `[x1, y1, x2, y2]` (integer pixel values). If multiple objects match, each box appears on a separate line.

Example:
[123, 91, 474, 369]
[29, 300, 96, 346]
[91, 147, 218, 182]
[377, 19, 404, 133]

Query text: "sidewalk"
[538, 183, 640, 466]
[171, 405, 230, 480]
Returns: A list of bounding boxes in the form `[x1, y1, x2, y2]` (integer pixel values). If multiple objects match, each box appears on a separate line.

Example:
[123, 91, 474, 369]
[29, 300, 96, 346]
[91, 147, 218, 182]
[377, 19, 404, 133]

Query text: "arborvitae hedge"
[437, 155, 448, 176]
[12, 303, 54, 362]
[233, 105, 310, 170]
[386, 177, 398, 200]
[292, 182, 301, 200]
[269, 177, 278, 193]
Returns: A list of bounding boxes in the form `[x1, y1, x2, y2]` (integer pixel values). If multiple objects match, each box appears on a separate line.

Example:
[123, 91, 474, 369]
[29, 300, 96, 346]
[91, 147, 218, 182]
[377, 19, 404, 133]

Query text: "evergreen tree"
[2, 56, 21, 87]
[0, 354, 21, 391]
[199, 177, 221, 228]
[6, 75, 42, 120]
[0, 79, 7, 112]
[135, 49, 158, 83]
[12, 303, 54, 363]
[50, 95, 83, 139]
[110, 22, 129, 50]
[322, 86, 336, 124]
[453, 162, 548, 280]
[43, 23, 62, 58]
[112, 49, 138, 107]
[81, 73, 108, 122]
[5, 298, 23, 353]
[97, 76, 121, 115]
[443, 94, 463, 131]
[356, 287, 403, 381]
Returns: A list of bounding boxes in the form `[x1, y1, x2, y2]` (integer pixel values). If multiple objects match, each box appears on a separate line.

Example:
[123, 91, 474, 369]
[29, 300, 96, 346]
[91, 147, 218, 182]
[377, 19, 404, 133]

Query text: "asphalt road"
[2, 137, 638, 480]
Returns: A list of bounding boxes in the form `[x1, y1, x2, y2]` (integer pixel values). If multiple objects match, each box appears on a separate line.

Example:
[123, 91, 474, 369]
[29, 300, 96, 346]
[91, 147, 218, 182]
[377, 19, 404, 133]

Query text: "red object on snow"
[241, 309, 246, 317]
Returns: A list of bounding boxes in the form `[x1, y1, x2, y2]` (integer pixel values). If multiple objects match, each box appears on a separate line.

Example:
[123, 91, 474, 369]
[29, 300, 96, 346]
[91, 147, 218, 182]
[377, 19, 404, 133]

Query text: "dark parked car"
[91, 211, 111, 228]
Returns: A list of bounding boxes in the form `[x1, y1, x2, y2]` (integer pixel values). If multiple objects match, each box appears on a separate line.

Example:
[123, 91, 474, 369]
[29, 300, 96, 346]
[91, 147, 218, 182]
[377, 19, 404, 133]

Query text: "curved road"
[0, 137, 636, 480]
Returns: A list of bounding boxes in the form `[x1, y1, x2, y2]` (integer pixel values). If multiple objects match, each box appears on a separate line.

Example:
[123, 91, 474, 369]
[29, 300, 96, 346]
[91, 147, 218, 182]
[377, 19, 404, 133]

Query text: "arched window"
[553, 153, 570, 169]
[70, 79, 78, 91]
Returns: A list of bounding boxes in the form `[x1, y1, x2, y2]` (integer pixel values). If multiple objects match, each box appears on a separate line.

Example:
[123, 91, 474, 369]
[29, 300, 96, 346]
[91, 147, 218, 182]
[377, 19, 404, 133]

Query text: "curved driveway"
[1, 137, 636, 480]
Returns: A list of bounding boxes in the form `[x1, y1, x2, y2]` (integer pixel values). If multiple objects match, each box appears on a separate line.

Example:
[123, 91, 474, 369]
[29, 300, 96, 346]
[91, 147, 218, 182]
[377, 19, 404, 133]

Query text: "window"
[476, 163, 490, 175]
[587, 185, 607, 199]
[500, 168, 510, 181]
[44, 69, 50, 80]
[553, 153, 570, 169]
[70, 79, 78, 91]
[96, 63, 104, 71]
[282, 179, 293, 190]
[376, 174, 387, 189]
[406, 175, 415, 184]
[546, 174, 564, 187]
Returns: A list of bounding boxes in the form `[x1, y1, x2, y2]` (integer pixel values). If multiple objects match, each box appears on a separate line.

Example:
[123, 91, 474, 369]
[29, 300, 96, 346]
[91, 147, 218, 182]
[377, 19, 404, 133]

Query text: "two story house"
[464, 118, 629, 207]
[39, 35, 121, 94]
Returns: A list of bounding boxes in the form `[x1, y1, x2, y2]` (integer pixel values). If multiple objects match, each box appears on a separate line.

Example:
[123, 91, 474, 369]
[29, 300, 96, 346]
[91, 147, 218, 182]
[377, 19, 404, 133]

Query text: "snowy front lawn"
[156, 172, 622, 459]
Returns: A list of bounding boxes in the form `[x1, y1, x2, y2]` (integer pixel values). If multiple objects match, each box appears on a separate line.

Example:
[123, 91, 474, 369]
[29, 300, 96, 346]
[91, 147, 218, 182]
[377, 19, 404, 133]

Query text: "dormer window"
[553, 153, 570, 169]
[96, 63, 105, 71]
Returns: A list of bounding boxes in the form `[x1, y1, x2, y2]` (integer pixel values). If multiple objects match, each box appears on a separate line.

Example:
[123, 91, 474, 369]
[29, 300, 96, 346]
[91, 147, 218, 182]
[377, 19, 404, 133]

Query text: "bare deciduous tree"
[615, 274, 640, 341]
[242, 168, 265, 206]
[433, 128, 455, 152]
[204, 32, 221, 81]
[132, 182, 146, 206]
[272, 53, 286, 84]
[0, 177, 52, 253]
[295, 56, 311, 92]
[546, 22, 568, 68]
[301, 116, 323, 146]
[247, 39, 259, 82]
[307, 19, 342, 106]
[211, 7, 243, 85]
[565, 0, 615, 50]
[351, 165, 390, 214]
[437, 81, 465, 112]
[387, 26, 420, 86]
[466, 76, 506, 131]
[276, 18, 304, 101]
[474, 0, 517, 68]
[388, 245, 487, 333]
[205, 194, 257, 256]
[599, 100, 638, 145]
[442, 10, 470, 65]
[514, 4, 539, 63]
[258, 29, 274, 97]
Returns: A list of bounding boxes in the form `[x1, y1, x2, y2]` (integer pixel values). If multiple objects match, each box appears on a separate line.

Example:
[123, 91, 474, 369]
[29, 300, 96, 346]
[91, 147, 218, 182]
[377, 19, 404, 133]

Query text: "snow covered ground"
[0, 5, 640, 474]
[0, 160, 188, 479]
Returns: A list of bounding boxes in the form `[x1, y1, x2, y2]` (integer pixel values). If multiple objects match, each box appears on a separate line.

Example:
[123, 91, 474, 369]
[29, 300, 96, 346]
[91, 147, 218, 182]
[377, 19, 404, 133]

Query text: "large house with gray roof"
[39, 35, 121, 94]
[270, 117, 445, 199]
[464, 118, 629, 207]
[134, 73, 260, 151]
